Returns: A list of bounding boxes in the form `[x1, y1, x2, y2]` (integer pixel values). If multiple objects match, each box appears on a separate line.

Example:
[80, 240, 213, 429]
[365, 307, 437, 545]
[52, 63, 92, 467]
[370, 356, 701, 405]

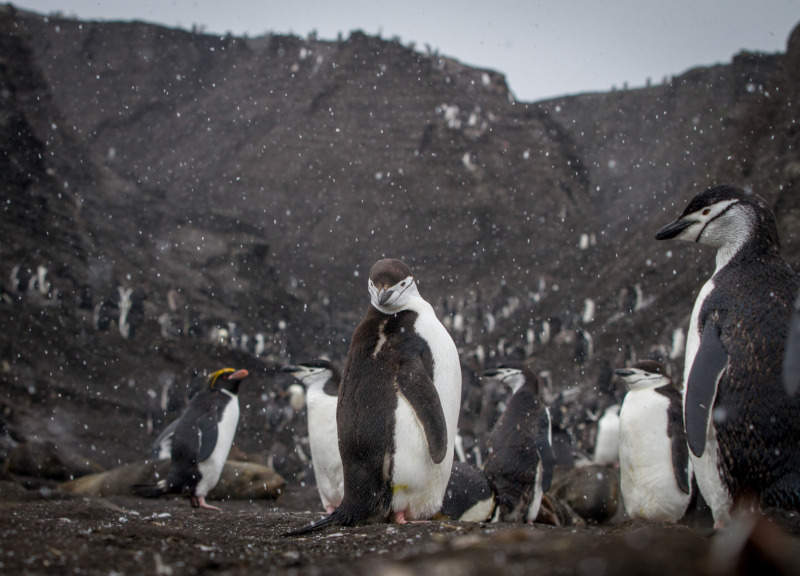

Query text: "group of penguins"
[131, 184, 800, 536]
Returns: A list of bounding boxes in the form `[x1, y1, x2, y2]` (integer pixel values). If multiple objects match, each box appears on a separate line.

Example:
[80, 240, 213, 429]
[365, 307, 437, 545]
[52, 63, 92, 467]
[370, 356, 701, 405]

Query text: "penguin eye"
[702, 208, 711, 215]
[400, 281, 406, 286]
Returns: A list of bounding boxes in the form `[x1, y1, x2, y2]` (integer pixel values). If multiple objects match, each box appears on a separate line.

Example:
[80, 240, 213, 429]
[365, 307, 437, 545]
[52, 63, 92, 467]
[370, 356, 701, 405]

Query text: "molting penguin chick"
[655, 184, 800, 527]
[132, 368, 248, 511]
[284, 258, 461, 536]
[615, 360, 692, 522]
[482, 363, 554, 524]
[282, 359, 344, 513]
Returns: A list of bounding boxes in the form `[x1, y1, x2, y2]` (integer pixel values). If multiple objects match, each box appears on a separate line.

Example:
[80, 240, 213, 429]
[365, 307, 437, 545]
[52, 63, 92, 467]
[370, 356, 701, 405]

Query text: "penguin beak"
[655, 218, 695, 240]
[482, 369, 500, 378]
[228, 369, 249, 380]
[614, 369, 634, 377]
[378, 288, 393, 306]
[281, 365, 300, 374]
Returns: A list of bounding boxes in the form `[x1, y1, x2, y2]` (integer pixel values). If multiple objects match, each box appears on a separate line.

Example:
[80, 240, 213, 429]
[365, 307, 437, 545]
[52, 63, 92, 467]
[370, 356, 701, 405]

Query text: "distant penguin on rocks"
[655, 184, 800, 527]
[132, 368, 248, 511]
[282, 359, 344, 513]
[482, 363, 554, 523]
[284, 259, 461, 536]
[615, 360, 692, 522]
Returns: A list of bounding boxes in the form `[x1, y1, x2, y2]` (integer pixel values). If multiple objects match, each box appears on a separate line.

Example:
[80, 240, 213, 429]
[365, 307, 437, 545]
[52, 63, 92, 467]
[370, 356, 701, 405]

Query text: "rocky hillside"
[1, 4, 799, 481]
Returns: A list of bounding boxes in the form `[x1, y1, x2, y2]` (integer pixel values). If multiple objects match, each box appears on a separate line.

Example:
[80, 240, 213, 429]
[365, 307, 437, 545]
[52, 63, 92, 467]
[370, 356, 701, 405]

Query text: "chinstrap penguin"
[615, 360, 692, 522]
[436, 461, 498, 522]
[132, 367, 248, 511]
[282, 359, 344, 513]
[482, 363, 554, 523]
[284, 258, 462, 536]
[655, 184, 800, 527]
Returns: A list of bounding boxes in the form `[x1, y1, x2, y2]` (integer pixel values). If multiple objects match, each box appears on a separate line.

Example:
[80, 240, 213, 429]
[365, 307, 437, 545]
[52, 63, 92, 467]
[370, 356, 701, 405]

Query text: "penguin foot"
[393, 510, 430, 524]
[191, 496, 222, 512]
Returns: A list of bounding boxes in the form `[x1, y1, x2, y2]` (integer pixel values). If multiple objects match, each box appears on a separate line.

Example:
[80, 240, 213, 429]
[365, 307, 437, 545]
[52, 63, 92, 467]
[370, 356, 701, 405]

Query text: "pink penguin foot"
[191, 496, 222, 512]
[393, 510, 430, 524]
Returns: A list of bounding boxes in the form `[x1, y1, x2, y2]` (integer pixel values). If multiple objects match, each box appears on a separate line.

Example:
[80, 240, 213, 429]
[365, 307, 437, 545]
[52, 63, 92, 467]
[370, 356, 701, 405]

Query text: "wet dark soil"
[2, 483, 800, 576]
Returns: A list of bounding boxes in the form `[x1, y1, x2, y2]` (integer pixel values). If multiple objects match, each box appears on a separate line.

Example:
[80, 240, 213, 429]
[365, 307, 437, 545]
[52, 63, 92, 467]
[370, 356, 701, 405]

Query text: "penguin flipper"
[150, 418, 179, 459]
[536, 408, 555, 492]
[685, 319, 729, 457]
[666, 391, 692, 495]
[196, 412, 220, 462]
[783, 298, 800, 395]
[396, 356, 448, 463]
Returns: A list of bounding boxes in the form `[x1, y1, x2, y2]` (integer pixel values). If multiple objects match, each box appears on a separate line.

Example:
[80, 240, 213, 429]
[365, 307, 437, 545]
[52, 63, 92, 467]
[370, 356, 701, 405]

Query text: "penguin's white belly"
[196, 398, 239, 497]
[689, 426, 731, 527]
[683, 276, 731, 526]
[526, 460, 544, 523]
[391, 393, 454, 519]
[684, 278, 715, 385]
[594, 413, 620, 465]
[389, 301, 461, 520]
[306, 390, 343, 510]
[619, 391, 690, 522]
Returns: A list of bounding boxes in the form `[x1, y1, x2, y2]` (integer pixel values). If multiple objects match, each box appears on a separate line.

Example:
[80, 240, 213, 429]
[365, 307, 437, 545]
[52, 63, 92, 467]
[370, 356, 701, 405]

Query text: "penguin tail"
[282, 513, 339, 537]
[130, 479, 169, 499]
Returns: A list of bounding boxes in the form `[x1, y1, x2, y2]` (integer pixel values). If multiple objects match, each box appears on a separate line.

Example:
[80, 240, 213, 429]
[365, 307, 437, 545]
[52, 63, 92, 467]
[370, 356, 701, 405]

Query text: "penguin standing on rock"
[282, 359, 344, 513]
[132, 368, 249, 511]
[284, 258, 462, 536]
[655, 185, 800, 527]
[482, 363, 554, 523]
[615, 360, 692, 522]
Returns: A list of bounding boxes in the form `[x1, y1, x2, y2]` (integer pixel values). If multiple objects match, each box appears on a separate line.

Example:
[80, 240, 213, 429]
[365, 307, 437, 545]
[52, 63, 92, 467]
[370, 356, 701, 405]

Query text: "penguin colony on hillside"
[123, 184, 799, 536]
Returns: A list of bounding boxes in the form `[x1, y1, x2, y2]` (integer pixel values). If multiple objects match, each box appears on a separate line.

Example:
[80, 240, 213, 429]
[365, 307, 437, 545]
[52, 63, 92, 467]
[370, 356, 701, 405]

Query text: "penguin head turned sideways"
[482, 362, 540, 396]
[207, 367, 249, 395]
[614, 360, 673, 392]
[368, 258, 420, 314]
[654, 184, 780, 253]
[281, 359, 339, 393]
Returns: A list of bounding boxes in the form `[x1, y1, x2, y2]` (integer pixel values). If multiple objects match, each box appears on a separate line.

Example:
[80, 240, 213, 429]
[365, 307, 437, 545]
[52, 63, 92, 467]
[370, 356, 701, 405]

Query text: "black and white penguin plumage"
[282, 359, 344, 513]
[481, 363, 554, 524]
[132, 368, 248, 511]
[284, 259, 461, 536]
[655, 184, 800, 527]
[615, 360, 692, 522]
[437, 461, 498, 522]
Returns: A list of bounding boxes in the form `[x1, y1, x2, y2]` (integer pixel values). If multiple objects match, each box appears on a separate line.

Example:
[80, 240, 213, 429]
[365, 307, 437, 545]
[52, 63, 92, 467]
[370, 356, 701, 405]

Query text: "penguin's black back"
[484, 378, 547, 522]
[334, 304, 433, 525]
[654, 382, 691, 495]
[703, 239, 800, 508]
[166, 388, 233, 493]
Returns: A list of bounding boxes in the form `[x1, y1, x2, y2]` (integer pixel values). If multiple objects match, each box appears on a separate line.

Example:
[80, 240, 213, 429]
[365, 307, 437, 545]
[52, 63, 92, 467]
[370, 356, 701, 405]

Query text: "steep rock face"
[2, 6, 799, 477]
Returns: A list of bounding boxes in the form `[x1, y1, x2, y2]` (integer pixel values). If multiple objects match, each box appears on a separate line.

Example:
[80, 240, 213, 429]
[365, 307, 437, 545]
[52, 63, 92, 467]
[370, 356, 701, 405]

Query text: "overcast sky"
[12, 0, 800, 102]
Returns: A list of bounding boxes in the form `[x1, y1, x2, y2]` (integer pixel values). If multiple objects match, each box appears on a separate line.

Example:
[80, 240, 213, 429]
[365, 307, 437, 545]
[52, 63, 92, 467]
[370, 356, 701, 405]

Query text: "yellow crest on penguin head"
[207, 367, 236, 388]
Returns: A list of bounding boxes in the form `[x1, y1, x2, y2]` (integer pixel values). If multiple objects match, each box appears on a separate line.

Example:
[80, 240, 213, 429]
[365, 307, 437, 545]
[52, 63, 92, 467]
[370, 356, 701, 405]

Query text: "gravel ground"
[2, 482, 800, 576]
